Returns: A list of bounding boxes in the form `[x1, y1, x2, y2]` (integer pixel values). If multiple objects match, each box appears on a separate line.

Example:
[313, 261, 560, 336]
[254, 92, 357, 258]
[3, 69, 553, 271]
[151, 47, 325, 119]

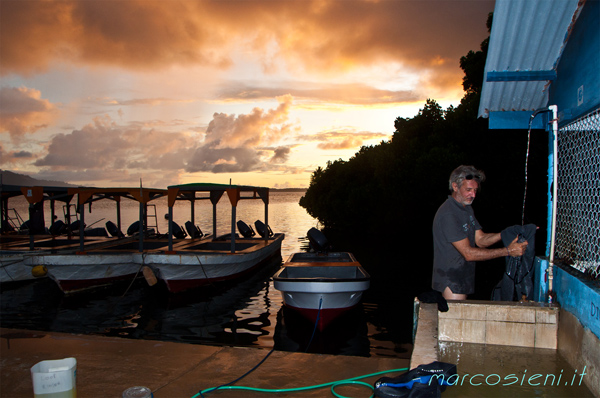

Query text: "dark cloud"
[270, 147, 291, 163]
[186, 143, 260, 173]
[13, 151, 34, 158]
[0, 147, 35, 165]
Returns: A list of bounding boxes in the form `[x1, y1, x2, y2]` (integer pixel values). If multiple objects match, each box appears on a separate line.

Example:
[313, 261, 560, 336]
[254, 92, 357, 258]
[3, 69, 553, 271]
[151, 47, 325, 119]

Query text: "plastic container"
[30, 357, 77, 398]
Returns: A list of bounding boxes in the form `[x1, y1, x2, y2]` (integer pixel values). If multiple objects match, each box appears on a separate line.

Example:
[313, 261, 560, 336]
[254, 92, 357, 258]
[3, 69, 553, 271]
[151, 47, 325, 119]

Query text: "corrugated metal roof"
[478, 0, 583, 118]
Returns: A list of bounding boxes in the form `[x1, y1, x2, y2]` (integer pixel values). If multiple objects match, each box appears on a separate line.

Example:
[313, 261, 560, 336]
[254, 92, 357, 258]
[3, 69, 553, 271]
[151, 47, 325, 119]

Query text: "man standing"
[432, 165, 528, 300]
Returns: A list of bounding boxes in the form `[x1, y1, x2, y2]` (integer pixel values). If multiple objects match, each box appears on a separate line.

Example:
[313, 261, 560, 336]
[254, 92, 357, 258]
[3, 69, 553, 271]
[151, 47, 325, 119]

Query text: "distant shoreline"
[1, 170, 307, 191]
[271, 188, 307, 192]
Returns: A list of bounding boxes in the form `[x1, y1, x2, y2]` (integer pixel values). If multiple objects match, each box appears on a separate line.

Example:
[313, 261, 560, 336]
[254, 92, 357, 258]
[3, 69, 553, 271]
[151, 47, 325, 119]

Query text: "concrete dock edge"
[1, 328, 410, 397]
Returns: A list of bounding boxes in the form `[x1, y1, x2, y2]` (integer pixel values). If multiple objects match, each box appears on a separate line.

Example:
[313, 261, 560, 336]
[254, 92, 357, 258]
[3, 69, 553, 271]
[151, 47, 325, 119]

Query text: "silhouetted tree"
[299, 11, 548, 299]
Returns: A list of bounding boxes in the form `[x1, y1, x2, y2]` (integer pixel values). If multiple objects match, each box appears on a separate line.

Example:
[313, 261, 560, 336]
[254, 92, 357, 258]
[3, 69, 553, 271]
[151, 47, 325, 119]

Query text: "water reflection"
[274, 305, 371, 356]
[1, 192, 411, 358]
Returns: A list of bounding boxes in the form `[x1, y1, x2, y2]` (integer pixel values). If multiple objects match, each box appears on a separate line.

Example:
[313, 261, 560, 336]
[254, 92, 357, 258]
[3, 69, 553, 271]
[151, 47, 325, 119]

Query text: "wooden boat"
[1, 184, 120, 284]
[273, 251, 370, 330]
[142, 233, 284, 293]
[21, 183, 284, 294]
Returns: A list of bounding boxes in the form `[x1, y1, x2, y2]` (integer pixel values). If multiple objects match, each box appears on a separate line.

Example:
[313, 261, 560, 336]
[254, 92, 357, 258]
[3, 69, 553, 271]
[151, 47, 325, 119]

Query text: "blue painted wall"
[550, 0, 600, 125]
[536, 259, 600, 339]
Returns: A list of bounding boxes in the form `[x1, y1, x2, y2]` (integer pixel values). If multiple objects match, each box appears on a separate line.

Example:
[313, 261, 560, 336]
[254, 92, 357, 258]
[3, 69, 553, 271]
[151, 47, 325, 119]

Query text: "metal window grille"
[555, 107, 600, 280]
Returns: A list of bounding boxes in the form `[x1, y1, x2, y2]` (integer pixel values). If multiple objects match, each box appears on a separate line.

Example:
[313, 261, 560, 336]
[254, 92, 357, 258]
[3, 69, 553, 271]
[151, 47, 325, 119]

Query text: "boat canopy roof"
[1, 185, 168, 205]
[74, 187, 168, 205]
[167, 183, 269, 207]
[1, 185, 81, 205]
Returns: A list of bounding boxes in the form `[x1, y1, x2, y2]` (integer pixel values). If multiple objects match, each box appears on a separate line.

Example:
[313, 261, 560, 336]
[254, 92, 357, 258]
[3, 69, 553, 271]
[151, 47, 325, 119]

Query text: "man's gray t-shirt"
[432, 196, 482, 295]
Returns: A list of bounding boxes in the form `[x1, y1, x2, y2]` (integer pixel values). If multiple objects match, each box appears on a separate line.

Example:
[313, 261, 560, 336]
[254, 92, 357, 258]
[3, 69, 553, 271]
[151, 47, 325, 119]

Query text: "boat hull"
[26, 234, 285, 294]
[25, 253, 141, 293]
[147, 234, 285, 293]
[273, 252, 370, 330]
[1, 254, 38, 283]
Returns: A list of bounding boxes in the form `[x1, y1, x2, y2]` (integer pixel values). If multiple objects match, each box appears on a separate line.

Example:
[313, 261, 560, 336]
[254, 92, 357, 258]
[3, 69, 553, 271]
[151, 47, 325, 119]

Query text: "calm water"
[1, 191, 411, 358]
[439, 342, 595, 397]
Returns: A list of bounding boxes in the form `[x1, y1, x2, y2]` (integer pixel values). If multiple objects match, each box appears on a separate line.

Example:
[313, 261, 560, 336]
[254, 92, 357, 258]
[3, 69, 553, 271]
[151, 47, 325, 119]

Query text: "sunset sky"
[1, 0, 494, 189]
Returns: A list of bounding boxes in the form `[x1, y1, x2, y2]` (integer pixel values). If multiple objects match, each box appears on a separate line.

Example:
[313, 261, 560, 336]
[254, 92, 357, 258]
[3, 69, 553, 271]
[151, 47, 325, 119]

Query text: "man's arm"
[452, 236, 527, 262]
[474, 230, 501, 248]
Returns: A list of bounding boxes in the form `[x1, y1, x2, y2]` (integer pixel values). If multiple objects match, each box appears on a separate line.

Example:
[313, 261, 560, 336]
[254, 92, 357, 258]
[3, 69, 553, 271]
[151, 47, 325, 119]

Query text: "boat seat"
[127, 221, 141, 236]
[105, 221, 125, 238]
[49, 220, 67, 236]
[185, 221, 203, 239]
[254, 220, 274, 238]
[171, 221, 187, 239]
[84, 227, 109, 237]
[237, 220, 256, 238]
[127, 221, 153, 237]
[69, 220, 86, 233]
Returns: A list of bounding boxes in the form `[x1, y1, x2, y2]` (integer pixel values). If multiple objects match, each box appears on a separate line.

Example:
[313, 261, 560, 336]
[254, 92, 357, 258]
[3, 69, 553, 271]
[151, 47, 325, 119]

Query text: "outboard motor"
[254, 220, 274, 238]
[307, 227, 331, 252]
[237, 220, 256, 238]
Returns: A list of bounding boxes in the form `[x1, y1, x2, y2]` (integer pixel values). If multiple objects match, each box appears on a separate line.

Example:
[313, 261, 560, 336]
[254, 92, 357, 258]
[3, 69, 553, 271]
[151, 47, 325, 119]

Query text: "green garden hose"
[194, 367, 408, 398]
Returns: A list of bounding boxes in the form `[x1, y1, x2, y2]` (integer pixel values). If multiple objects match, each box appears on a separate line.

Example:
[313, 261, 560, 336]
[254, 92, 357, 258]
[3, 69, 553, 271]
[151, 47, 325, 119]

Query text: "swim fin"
[374, 361, 457, 398]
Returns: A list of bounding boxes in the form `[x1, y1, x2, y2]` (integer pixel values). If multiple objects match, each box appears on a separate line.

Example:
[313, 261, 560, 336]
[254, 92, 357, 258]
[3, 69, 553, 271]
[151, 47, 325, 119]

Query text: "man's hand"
[507, 236, 528, 257]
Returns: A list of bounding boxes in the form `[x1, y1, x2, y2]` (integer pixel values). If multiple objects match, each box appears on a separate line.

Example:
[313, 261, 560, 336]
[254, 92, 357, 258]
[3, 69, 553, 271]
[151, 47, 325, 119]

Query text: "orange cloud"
[204, 94, 294, 148]
[29, 96, 299, 184]
[0, 87, 58, 140]
[1, 0, 493, 93]
[317, 137, 365, 150]
[187, 95, 297, 173]
[300, 128, 389, 150]
[217, 82, 419, 105]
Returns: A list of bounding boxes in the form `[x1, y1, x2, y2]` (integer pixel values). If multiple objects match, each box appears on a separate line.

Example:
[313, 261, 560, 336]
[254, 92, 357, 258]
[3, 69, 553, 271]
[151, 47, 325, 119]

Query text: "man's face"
[452, 179, 479, 206]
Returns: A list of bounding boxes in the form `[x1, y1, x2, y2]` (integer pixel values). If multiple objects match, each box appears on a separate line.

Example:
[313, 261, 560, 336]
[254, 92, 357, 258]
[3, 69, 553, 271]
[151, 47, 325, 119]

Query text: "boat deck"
[283, 251, 362, 267]
[0, 235, 120, 253]
[1, 234, 282, 256]
[82, 234, 283, 254]
[0, 327, 410, 397]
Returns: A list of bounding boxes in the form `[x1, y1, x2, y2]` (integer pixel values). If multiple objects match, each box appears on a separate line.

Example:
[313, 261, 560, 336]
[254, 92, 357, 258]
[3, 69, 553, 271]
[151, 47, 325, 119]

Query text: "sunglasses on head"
[465, 174, 480, 180]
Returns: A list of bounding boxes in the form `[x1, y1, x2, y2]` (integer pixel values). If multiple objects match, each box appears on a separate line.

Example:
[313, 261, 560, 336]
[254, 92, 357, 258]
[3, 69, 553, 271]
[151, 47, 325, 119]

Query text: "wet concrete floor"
[0, 328, 410, 397]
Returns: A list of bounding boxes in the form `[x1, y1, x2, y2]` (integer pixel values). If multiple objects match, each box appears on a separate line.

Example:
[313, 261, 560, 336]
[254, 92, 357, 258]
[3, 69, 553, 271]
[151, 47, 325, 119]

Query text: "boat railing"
[2, 208, 25, 231]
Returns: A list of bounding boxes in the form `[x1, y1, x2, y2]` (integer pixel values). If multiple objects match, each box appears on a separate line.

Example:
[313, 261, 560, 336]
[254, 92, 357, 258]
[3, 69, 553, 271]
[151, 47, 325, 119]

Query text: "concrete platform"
[1, 328, 410, 397]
